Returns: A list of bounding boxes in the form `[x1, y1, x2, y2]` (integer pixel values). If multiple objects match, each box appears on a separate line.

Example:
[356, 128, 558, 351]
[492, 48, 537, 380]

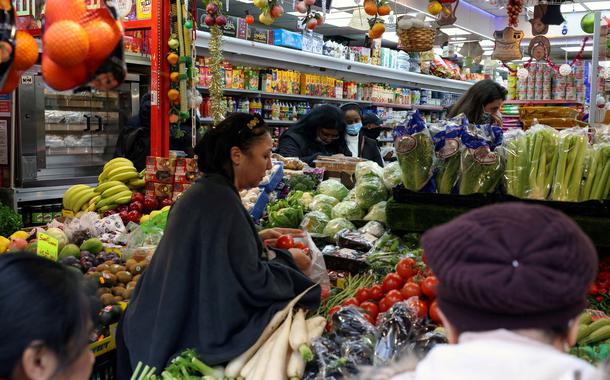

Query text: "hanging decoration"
[253, 0, 284, 25]
[506, 0, 523, 27]
[492, 27, 524, 62]
[208, 25, 225, 124]
[558, 63, 571, 77]
[295, 0, 325, 30]
[244, 11, 254, 25]
[528, 35, 550, 61]
[540, 1, 565, 25]
[436, 0, 459, 27]
[581, 12, 595, 34]
[529, 5, 548, 35]
[596, 95, 606, 109]
[362, 0, 391, 39]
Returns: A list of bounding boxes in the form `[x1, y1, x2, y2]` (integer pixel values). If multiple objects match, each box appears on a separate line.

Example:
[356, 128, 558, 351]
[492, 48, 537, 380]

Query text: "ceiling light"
[323, 11, 352, 19]
[235, 0, 253, 3]
[382, 32, 399, 43]
[561, 46, 593, 52]
[325, 18, 353, 26]
[479, 39, 494, 47]
[583, 1, 610, 10]
[451, 37, 467, 41]
[329, 0, 356, 8]
[439, 27, 470, 36]
[560, 3, 586, 11]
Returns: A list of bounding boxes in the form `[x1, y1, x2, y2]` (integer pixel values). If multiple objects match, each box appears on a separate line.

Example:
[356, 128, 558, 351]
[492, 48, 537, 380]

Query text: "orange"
[168, 89, 180, 101]
[13, 31, 39, 71]
[84, 19, 121, 62]
[42, 56, 88, 91]
[43, 20, 89, 67]
[170, 72, 180, 82]
[167, 53, 179, 65]
[364, 0, 378, 16]
[428, 1, 442, 15]
[378, 4, 391, 16]
[370, 22, 385, 38]
[44, 0, 87, 25]
[0, 69, 20, 94]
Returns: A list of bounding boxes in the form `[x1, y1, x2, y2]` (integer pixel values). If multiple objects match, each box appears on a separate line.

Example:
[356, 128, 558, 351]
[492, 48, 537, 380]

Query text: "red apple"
[103, 210, 116, 218]
[215, 15, 227, 26]
[295, 1, 307, 13]
[119, 211, 130, 224]
[144, 196, 159, 213]
[204, 15, 216, 26]
[9, 238, 28, 251]
[127, 210, 141, 223]
[206, 2, 218, 14]
[161, 198, 174, 208]
[131, 192, 145, 203]
[129, 201, 144, 213]
[270, 5, 284, 18]
[306, 18, 318, 30]
[117, 205, 129, 213]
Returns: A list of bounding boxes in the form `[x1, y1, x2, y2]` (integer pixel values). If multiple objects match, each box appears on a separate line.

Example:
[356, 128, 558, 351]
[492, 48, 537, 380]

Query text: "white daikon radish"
[287, 350, 306, 379]
[240, 326, 281, 379]
[289, 309, 313, 361]
[224, 285, 315, 377]
[264, 308, 294, 380]
[306, 316, 327, 343]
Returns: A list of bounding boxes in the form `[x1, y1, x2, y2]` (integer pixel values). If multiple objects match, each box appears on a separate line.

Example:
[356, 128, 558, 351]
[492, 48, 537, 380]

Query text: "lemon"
[140, 215, 151, 224]
[10, 231, 29, 241]
[428, 1, 443, 15]
[0, 236, 10, 254]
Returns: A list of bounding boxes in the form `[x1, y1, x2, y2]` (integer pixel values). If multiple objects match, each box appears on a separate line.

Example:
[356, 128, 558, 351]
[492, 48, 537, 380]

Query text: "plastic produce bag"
[459, 125, 503, 195]
[303, 232, 331, 289]
[433, 114, 467, 194]
[336, 229, 378, 251]
[502, 128, 528, 199]
[382, 162, 402, 190]
[394, 111, 434, 191]
[344, 188, 357, 202]
[331, 306, 379, 344]
[355, 161, 384, 181]
[303, 337, 357, 380]
[318, 179, 349, 201]
[300, 211, 330, 234]
[63, 212, 100, 245]
[363, 201, 387, 223]
[581, 142, 610, 201]
[331, 200, 365, 220]
[359, 221, 386, 238]
[323, 218, 356, 238]
[310, 194, 340, 217]
[0, 4, 16, 93]
[551, 127, 589, 202]
[355, 174, 388, 210]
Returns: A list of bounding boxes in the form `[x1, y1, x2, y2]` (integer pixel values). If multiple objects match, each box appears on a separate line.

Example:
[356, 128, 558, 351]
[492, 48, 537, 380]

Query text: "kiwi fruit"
[116, 271, 133, 284]
[125, 258, 137, 268]
[113, 296, 124, 303]
[126, 281, 137, 290]
[101, 293, 115, 306]
[96, 264, 110, 273]
[133, 274, 141, 283]
[112, 287, 126, 297]
[97, 288, 111, 296]
[124, 288, 135, 299]
[132, 263, 146, 275]
[109, 264, 124, 274]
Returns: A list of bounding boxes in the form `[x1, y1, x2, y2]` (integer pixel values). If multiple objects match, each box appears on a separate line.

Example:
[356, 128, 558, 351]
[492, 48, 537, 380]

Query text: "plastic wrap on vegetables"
[303, 337, 357, 380]
[331, 306, 379, 345]
[382, 162, 403, 190]
[374, 302, 428, 366]
[331, 201, 365, 220]
[433, 114, 467, 194]
[359, 221, 386, 238]
[344, 188, 357, 202]
[318, 179, 349, 202]
[340, 335, 376, 366]
[502, 128, 528, 199]
[336, 230, 378, 251]
[355, 161, 384, 181]
[310, 194, 340, 218]
[522, 124, 560, 200]
[323, 218, 356, 238]
[355, 174, 388, 210]
[551, 127, 589, 202]
[459, 125, 503, 195]
[393, 111, 434, 192]
[301, 211, 330, 235]
[413, 329, 448, 357]
[581, 142, 610, 201]
[363, 202, 387, 223]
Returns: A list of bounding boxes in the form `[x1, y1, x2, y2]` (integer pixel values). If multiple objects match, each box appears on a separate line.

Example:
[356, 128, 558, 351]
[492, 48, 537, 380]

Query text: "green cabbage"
[318, 179, 349, 201]
[323, 218, 356, 238]
[382, 162, 402, 190]
[364, 201, 386, 223]
[268, 207, 304, 229]
[300, 211, 330, 234]
[310, 194, 339, 217]
[355, 161, 383, 181]
[355, 174, 388, 210]
[344, 188, 357, 202]
[331, 201, 365, 220]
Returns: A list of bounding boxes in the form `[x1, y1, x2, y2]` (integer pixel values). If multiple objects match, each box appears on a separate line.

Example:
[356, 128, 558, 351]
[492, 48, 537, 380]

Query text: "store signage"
[21, 75, 33, 85]
[37, 232, 58, 261]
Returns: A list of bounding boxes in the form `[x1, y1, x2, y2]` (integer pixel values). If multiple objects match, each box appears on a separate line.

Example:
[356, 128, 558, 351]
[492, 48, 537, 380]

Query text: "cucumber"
[581, 325, 610, 345]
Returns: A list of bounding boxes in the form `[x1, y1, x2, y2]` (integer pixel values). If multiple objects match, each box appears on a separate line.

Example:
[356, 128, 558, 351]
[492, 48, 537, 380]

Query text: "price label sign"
[37, 232, 59, 261]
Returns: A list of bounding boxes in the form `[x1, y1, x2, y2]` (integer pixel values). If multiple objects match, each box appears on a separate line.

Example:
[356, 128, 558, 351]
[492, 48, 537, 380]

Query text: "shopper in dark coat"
[276, 104, 351, 166]
[114, 93, 151, 171]
[341, 103, 384, 167]
[116, 113, 320, 379]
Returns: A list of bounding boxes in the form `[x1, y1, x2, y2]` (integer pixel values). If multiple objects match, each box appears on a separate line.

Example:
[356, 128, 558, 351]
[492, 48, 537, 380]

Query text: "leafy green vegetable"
[300, 211, 330, 234]
[355, 161, 383, 181]
[355, 174, 388, 210]
[160, 349, 223, 380]
[382, 162, 402, 190]
[551, 128, 589, 202]
[364, 201, 386, 223]
[581, 143, 610, 201]
[317, 179, 349, 201]
[287, 173, 320, 192]
[331, 201, 364, 220]
[365, 232, 423, 276]
[323, 218, 355, 238]
[395, 112, 434, 191]
[0, 203, 23, 238]
[433, 115, 466, 194]
[459, 126, 503, 195]
[268, 207, 304, 228]
[310, 194, 339, 217]
[344, 188, 357, 202]
[436, 154, 461, 194]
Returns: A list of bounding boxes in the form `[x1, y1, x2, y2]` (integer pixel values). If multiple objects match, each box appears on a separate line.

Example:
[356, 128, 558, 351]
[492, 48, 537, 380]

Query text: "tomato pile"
[274, 235, 309, 250]
[588, 257, 610, 313]
[327, 258, 441, 325]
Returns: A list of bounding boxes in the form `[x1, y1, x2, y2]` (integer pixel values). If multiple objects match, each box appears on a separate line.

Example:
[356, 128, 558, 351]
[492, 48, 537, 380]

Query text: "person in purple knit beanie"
[369, 203, 606, 380]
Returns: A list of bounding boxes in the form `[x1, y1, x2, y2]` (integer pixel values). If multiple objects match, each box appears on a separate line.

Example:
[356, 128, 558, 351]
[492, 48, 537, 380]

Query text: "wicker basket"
[397, 26, 435, 53]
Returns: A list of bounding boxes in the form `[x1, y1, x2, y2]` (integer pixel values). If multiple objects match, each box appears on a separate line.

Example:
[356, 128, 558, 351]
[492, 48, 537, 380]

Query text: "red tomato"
[360, 301, 379, 319]
[320, 286, 330, 300]
[385, 289, 404, 304]
[342, 297, 360, 307]
[363, 313, 376, 325]
[294, 241, 307, 250]
[396, 258, 418, 280]
[382, 273, 404, 293]
[406, 296, 428, 319]
[276, 235, 295, 249]
[355, 288, 372, 303]
[590, 284, 600, 295]
[429, 301, 442, 324]
[369, 284, 384, 300]
[421, 276, 439, 298]
[401, 282, 422, 299]
[328, 305, 341, 319]
[379, 297, 393, 313]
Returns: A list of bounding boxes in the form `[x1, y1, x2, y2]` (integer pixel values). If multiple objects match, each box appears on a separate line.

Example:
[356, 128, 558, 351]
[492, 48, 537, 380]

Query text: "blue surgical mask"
[346, 122, 363, 136]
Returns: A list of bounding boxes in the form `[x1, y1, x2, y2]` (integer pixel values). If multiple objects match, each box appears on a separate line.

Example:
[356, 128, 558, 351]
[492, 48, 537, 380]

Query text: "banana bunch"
[94, 181, 133, 213]
[99, 158, 140, 184]
[63, 185, 98, 213]
[576, 313, 610, 345]
[128, 169, 146, 190]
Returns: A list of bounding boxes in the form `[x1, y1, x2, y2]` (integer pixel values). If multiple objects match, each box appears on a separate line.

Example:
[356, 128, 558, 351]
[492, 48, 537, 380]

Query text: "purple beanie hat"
[421, 202, 598, 333]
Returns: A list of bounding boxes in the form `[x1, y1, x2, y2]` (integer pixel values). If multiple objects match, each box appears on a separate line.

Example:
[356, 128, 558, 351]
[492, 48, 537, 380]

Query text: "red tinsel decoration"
[502, 37, 589, 74]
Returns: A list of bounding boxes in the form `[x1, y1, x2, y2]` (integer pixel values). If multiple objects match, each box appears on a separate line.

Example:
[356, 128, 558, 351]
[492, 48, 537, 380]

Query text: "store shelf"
[371, 102, 412, 110]
[195, 31, 472, 94]
[125, 53, 151, 66]
[413, 104, 445, 111]
[197, 87, 371, 104]
[504, 100, 584, 105]
[200, 117, 296, 126]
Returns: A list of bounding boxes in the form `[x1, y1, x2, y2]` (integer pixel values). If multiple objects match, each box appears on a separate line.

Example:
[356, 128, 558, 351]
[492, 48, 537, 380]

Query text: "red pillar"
[150, 0, 170, 157]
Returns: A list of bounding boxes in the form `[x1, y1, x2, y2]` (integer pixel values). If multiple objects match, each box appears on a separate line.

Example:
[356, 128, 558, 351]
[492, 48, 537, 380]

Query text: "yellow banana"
[95, 180, 124, 194]
[110, 171, 139, 182]
[63, 185, 90, 210]
[104, 157, 133, 169]
[72, 189, 96, 212]
[114, 195, 132, 205]
[101, 184, 130, 199]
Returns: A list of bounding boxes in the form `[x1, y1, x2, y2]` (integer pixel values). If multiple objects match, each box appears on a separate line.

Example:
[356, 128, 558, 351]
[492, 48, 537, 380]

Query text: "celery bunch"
[503, 129, 528, 198]
[581, 143, 610, 201]
[525, 125, 560, 200]
[551, 128, 589, 202]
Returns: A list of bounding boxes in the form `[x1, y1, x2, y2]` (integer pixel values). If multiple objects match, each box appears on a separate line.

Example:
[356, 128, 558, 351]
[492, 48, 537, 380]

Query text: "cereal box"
[145, 156, 176, 184]
[174, 158, 199, 185]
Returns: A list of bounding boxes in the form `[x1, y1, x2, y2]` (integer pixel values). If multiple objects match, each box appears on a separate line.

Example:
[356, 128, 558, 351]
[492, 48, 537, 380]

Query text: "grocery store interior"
[1, 0, 610, 379]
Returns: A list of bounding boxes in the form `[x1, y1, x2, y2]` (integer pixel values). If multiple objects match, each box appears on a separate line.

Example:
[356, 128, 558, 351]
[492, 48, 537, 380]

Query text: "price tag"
[37, 232, 59, 261]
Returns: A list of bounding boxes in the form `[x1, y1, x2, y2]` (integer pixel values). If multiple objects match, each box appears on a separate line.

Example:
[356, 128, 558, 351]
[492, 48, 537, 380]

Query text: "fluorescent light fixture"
[323, 10, 352, 19]
[325, 18, 353, 26]
[451, 37, 467, 41]
[439, 27, 470, 36]
[561, 3, 586, 11]
[235, 0, 253, 3]
[479, 39, 495, 47]
[329, 0, 356, 8]
[584, 1, 610, 10]
[561, 46, 593, 52]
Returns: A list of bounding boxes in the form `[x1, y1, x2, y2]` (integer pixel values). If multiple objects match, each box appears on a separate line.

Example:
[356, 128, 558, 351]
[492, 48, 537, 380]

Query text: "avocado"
[80, 238, 103, 255]
[59, 244, 81, 260]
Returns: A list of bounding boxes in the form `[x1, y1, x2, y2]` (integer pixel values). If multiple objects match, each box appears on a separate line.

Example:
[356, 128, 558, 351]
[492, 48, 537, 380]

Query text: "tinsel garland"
[209, 25, 226, 125]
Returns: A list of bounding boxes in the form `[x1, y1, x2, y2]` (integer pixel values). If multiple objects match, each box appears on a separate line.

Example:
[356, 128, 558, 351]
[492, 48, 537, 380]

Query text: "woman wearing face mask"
[277, 104, 351, 166]
[447, 79, 507, 127]
[341, 104, 385, 167]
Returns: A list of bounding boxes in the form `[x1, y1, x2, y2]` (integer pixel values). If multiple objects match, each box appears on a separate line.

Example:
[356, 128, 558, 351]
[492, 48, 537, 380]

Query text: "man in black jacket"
[341, 103, 384, 167]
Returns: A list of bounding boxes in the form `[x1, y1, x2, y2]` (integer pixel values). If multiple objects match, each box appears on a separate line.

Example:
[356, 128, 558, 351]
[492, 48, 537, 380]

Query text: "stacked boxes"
[145, 157, 176, 201]
[172, 158, 199, 202]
